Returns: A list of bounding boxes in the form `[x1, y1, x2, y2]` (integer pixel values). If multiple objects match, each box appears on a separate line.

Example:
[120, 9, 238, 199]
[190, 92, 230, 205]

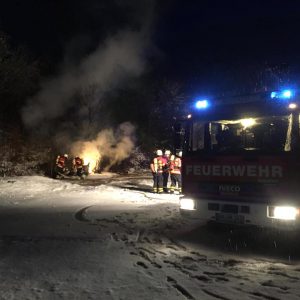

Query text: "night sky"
[1, 0, 300, 93]
[158, 1, 300, 64]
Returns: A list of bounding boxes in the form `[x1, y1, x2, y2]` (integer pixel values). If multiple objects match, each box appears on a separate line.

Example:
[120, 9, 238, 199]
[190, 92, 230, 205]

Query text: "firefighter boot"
[158, 187, 163, 194]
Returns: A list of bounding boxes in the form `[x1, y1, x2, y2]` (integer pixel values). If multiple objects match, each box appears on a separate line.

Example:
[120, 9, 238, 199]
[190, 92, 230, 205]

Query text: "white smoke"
[21, 1, 156, 170]
[22, 30, 148, 127]
[70, 122, 135, 171]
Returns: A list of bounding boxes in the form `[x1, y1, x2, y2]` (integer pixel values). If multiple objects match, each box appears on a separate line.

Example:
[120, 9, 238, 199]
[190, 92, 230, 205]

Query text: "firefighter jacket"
[73, 157, 84, 168]
[56, 156, 67, 168]
[153, 156, 165, 173]
[162, 156, 170, 173]
[170, 156, 181, 174]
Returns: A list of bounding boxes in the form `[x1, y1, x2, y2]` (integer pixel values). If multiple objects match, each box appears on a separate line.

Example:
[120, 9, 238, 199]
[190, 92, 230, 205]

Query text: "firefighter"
[55, 154, 69, 176]
[162, 149, 171, 193]
[72, 156, 84, 177]
[169, 151, 182, 194]
[151, 149, 164, 193]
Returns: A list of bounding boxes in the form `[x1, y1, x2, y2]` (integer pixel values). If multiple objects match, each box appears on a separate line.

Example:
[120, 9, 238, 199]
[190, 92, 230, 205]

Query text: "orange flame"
[79, 143, 101, 174]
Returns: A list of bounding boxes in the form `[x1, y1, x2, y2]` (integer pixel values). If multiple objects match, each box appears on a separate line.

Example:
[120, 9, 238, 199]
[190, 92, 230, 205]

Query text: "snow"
[0, 174, 300, 299]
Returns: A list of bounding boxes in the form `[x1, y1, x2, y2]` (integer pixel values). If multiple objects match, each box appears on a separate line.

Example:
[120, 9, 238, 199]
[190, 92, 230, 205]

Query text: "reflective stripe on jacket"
[170, 157, 181, 174]
[153, 156, 165, 173]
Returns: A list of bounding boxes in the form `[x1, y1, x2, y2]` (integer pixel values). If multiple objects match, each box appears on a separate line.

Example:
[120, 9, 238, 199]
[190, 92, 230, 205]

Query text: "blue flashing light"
[282, 89, 292, 99]
[270, 89, 295, 100]
[195, 99, 209, 109]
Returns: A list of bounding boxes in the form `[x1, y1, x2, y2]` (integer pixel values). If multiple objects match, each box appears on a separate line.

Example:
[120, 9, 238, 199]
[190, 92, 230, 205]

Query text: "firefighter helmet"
[164, 150, 171, 156]
[64, 154, 68, 158]
[156, 149, 163, 156]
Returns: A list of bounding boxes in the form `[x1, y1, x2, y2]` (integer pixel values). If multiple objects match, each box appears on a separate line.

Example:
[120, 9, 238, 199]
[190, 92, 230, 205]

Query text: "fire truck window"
[210, 123, 220, 147]
[190, 116, 290, 153]
[211, 116, 289, 153]
[192, 122, 205, 151]
[174, 122, 185, 152]
[214, 124, 241, 151]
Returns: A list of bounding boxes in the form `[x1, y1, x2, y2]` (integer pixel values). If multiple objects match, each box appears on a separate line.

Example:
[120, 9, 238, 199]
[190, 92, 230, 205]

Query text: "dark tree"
[0, 32, 40, 125]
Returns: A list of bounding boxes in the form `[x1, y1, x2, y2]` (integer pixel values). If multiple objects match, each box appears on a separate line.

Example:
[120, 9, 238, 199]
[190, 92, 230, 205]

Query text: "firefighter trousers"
[153, 172, 163, 193]
[163, 172, 170, 192]
[170, 173, 182, 193]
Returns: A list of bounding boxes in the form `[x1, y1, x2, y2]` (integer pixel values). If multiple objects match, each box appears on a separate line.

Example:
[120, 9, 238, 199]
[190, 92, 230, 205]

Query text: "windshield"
[190, 115, 292, 153]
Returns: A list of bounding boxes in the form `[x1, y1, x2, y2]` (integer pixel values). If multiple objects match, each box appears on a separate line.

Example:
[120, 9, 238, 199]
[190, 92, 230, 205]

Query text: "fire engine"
[178, 89, 300, 229]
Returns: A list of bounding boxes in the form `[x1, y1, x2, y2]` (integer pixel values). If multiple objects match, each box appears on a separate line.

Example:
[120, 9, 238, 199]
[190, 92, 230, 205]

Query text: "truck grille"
[208, 203, 250, 214]
[222, 204, 238, 214]
[208, 203, 220, 211]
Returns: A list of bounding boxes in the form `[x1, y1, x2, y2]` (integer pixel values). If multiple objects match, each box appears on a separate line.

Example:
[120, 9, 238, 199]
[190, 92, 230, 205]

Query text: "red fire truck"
[179, 90, 300, 229]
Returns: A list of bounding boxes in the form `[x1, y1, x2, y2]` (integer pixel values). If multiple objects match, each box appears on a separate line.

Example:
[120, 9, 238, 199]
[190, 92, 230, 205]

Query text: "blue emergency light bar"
[195, 99, 209, 109]
[270, 89, 294, 100]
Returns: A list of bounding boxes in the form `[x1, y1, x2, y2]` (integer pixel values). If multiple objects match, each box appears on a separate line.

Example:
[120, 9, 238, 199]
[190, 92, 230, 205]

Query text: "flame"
[83, 156, 98, 173]
[71, 122, 135, 174]
[79, 143, 101, 174]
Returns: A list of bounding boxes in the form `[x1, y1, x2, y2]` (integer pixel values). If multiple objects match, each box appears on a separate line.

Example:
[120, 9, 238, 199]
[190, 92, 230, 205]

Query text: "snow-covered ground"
[0, 174, 299, 299]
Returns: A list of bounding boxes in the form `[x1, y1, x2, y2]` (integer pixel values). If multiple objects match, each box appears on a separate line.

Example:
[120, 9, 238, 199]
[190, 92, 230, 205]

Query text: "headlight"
[180, 198, 195, 210]
[272, 206, 299, 220]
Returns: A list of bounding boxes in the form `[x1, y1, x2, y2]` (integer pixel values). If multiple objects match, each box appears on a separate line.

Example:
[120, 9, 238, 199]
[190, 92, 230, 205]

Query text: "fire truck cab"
[179, 91, 300, 229]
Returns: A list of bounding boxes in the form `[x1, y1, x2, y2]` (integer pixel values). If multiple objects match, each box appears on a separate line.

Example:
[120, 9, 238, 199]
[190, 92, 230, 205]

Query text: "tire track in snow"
[261, 280, 289, 291]
[202, 289, 231, 300]
[267, 271, 299, 280]
[138, 249, 162, 269]
[250, 291, 281, 300]
[136, 261, 148, 269]
[86, 208, 292, 300]
[74, 206, 94, 222]
[166, 276, 195, 300]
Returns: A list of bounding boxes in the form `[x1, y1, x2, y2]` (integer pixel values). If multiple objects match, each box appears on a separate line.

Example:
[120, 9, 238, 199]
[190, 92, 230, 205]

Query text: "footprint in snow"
[136, 261, 148, 269]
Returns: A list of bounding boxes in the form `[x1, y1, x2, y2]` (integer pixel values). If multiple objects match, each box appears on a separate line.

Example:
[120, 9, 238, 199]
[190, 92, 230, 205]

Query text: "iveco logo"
[219, 185, 241, 192]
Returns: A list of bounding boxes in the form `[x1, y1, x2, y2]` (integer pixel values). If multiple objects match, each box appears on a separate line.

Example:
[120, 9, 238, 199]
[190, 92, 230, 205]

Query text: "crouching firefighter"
[72, 156, 85, 178]
[55, 154, 69, 177]
[150, 150, 164, 193]
[169, 151, 182, 194]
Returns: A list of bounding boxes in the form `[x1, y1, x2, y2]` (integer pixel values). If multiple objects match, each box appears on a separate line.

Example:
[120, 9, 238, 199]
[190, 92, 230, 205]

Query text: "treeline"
[0, 32, 187, 175]
[0, 30, 295, 175]
[0, 32, 40, 125]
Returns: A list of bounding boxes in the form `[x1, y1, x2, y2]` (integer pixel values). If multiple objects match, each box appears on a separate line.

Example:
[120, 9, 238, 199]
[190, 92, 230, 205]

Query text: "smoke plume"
[21, 1, 156, 170]
[70, 122, 135, 171]
[22, 30, 148, 127]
